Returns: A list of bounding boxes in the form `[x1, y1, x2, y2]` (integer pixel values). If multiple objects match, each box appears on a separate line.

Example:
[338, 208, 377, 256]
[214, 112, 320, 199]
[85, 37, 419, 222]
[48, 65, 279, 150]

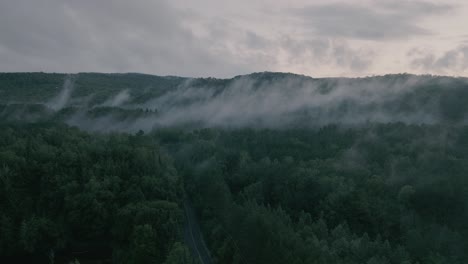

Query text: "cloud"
[0, 0, 253, 77]
[293, 1, 454, 40]
[279, 37, 374, 72]
[0, 0, 464, 77]
[409, 45, 468, 74]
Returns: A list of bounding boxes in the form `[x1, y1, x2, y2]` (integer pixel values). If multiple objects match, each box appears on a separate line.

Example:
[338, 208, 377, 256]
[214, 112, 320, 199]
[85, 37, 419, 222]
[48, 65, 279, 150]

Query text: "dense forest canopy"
[1, 72, 468, 263]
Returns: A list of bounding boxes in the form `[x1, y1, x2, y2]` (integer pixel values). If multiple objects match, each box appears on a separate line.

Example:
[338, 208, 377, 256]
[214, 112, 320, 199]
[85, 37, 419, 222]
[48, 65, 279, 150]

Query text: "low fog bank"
[1, 72, 468, 131]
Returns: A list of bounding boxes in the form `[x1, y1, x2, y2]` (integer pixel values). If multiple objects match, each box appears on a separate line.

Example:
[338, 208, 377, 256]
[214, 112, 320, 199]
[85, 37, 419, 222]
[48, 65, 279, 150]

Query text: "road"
[184, 200, 213, 264]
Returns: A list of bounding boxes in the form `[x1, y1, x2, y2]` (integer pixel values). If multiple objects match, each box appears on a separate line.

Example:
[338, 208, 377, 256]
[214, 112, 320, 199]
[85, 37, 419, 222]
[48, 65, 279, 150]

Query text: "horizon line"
[1, 71, 467, 80]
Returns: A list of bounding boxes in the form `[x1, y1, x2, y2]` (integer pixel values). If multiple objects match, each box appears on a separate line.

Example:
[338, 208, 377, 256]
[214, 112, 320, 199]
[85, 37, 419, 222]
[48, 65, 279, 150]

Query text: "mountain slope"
[1, 72, 468, 131]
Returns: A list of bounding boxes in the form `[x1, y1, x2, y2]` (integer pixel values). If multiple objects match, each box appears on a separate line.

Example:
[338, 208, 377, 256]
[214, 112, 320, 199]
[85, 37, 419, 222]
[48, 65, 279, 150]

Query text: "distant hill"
[1, 72, 468, 131]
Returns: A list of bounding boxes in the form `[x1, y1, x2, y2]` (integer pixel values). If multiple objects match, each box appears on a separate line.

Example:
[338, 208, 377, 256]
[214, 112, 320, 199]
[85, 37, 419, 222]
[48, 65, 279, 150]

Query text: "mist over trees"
[1, 72, 468, 263]
[2, 72, 468, 131]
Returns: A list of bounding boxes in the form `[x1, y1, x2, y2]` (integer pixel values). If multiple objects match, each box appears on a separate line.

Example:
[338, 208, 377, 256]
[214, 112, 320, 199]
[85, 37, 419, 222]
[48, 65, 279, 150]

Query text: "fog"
[47, 75, 75, 110]
[13, 73, 468, 132]
[144, 75, 436, 128]
[101, 89, 131, 107]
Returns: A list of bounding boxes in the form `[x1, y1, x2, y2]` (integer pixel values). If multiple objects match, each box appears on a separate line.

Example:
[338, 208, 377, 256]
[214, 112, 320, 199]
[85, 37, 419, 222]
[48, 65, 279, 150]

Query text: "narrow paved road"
[184, 200, 213, 264]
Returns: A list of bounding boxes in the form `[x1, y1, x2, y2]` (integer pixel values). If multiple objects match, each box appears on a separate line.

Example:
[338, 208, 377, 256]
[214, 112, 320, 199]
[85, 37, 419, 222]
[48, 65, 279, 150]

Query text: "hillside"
[1, 72, 468, 263]
[1, 72, 468, 131]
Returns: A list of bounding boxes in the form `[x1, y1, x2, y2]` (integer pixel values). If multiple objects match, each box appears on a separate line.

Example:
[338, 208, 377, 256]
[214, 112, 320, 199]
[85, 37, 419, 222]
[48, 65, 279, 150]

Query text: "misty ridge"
[3, 72, 468, 264]
[1, 72, 468, 132]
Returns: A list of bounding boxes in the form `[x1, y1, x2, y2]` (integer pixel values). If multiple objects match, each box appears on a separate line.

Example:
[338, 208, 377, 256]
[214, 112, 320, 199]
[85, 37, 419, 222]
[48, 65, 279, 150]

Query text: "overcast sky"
[0, 0, 467, 78]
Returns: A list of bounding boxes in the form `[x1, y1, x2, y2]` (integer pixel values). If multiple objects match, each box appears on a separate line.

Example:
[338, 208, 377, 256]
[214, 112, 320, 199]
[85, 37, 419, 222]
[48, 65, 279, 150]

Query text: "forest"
[1, 73, 468, 263]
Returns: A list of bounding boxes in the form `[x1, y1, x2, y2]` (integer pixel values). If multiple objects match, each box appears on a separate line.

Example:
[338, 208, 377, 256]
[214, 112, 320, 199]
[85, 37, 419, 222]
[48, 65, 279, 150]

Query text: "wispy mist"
[47, 75, 75, 110]
[3, 73, 468, 132]
[101, 89, 131, 107]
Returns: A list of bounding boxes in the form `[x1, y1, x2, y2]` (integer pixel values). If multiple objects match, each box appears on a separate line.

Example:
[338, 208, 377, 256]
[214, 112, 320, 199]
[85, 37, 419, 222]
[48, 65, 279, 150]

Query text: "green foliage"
[164, 242, 199, 264]
[1, 71, 468, 263]
[0, 123, 185, 262]
[1, 121, 467, 263]
[164, 125, 468, 264]
[20, 217, 63, 253]
[0, 72, 185, 105]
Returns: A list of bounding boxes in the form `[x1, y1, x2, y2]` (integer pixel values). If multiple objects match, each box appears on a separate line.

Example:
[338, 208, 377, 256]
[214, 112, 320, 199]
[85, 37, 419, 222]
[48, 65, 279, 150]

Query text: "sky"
[0, 0, 467, 78]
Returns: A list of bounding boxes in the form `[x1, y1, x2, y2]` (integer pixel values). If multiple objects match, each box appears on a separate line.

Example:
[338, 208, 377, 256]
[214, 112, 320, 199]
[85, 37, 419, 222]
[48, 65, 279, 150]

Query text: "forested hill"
[1, 72, 468, 130]
[1, 72, 468, 263]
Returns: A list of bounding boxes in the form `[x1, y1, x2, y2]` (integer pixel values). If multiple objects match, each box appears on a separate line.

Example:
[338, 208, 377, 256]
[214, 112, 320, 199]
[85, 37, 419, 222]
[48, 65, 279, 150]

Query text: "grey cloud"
[0, 0, 463, 77]
[376, 0, 454, 15]
[293, 1, 454, 40]
[409, 46, 468, 73]
[461, 35, 468, 44]
[332, 42, 373, 71]
[279, 37, 373, 72]
[0, 0, 254, 77]
[244, 31, 271, 50]
[0, 0, 379, 77]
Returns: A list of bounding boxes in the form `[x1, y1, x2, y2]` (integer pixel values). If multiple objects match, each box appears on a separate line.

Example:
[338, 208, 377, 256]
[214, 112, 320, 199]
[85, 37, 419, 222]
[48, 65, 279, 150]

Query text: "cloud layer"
[294, 1, 453, 40]
[0, 0, 466, 77]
